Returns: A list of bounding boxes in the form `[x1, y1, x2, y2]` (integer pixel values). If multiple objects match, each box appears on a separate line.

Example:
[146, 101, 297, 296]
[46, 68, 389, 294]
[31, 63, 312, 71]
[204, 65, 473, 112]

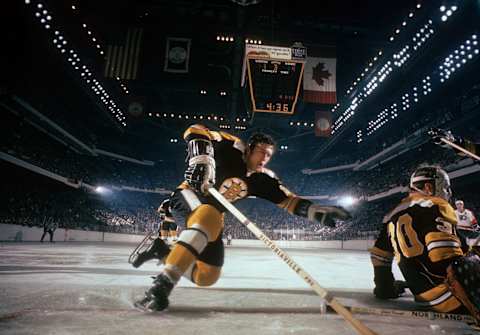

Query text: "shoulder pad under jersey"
[383, 193, 455, 224]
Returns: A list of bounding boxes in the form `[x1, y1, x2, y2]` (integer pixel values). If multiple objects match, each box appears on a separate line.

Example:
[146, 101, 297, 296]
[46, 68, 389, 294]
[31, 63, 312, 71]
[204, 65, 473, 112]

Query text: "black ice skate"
[129, 235, 171, 268]
[134, 273, 174, 312]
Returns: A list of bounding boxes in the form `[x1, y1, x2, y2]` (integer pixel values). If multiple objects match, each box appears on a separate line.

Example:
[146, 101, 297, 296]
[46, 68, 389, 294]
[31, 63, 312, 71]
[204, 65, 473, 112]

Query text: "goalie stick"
[346, 306, 475, 324]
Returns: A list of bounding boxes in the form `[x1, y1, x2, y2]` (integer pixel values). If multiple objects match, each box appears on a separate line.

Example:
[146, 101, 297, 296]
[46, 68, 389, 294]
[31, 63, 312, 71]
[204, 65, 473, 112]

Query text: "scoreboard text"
[246, 57, 305, 115]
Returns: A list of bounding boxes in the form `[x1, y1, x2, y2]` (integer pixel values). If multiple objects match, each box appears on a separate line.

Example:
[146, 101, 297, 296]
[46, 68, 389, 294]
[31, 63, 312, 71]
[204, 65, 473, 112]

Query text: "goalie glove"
[184, 138, 215, 194]
[307, 204, 351, 227]
[428, 128, 463, 149]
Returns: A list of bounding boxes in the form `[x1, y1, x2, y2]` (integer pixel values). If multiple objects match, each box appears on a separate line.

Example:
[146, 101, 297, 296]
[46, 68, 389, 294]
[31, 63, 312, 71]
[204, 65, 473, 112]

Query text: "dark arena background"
[1, 1, 480, 334]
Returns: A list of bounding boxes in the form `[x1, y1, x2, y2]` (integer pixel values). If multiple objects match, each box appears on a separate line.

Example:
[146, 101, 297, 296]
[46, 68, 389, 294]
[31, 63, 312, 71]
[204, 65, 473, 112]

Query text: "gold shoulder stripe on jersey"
[437, 202, 458, 225]
[219, 131, 241, 142]
[183, 126, 212, 140]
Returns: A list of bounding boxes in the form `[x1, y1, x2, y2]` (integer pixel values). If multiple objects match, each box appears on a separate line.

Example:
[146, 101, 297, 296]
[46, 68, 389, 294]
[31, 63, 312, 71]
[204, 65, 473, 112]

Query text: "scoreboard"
[245, 44, 306, 115]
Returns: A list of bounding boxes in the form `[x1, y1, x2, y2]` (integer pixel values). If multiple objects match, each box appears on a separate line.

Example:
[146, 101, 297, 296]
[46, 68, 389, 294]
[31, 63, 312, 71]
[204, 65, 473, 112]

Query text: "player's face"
[246, 143, 274, 172]
[456, 202, 464, 211]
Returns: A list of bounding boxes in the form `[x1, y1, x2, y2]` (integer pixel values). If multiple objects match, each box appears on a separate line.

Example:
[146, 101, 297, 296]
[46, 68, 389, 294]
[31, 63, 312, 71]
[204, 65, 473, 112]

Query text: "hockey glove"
[184, 138, 216, 194]
[307, 204, 351, 227]
[428, 128, 462, 148]
[184, 156, 215, 194]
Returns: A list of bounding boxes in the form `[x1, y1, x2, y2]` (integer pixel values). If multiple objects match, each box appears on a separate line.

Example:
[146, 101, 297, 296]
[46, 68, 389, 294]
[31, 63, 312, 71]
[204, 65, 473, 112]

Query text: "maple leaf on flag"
[312, 62, 331, 87]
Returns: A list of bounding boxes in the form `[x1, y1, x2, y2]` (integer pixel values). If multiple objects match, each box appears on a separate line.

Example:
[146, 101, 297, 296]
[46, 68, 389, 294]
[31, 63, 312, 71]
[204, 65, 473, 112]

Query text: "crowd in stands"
[1, 153, 479, 241]
[2, 107, 479, 241]
[281, 141, 465, 198]
[1, 111, 183, 191]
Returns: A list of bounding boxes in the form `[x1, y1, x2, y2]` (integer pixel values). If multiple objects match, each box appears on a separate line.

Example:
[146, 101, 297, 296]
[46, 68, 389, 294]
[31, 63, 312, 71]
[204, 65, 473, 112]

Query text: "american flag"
[104, 28, 143, 80]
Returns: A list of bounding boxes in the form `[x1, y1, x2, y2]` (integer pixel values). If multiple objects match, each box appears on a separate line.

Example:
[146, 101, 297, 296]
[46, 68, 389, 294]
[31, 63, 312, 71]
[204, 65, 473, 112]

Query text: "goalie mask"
[409, 166, 452, 201]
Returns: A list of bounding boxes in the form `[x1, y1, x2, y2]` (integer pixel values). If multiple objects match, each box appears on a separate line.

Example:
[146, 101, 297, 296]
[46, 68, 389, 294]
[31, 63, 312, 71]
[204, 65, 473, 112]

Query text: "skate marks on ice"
[0, 286, 476, 335]
[0, 243, 476, 334]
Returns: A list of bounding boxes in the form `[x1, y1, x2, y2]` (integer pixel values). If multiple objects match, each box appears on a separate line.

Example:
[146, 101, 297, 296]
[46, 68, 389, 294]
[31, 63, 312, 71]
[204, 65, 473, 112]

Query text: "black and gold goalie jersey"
[371, 193, 464, 312]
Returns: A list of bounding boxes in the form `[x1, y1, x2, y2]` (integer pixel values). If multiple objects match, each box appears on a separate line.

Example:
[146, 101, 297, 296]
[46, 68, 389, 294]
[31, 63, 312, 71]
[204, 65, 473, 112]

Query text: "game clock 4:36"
[246, 57, 305, 115]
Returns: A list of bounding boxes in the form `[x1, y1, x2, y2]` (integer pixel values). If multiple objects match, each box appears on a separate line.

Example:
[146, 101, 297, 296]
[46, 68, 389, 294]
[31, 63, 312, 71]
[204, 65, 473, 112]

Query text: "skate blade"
[133, 301, 169, 314]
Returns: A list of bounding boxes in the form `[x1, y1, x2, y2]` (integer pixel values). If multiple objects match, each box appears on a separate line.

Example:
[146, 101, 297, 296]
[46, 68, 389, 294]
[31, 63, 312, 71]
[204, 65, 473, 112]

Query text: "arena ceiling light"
[25, 1, 127, 126]
[332, 2, 463, 137]
[439, 34, 479, 83]
[440, 5, 458, 22]
[76, 15, 104, 56]
[217, 35, 234, 42]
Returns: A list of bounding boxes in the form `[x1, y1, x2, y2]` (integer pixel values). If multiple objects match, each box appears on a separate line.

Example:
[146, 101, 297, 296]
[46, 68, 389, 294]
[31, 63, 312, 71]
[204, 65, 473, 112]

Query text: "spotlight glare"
[338, 195, 358, 207]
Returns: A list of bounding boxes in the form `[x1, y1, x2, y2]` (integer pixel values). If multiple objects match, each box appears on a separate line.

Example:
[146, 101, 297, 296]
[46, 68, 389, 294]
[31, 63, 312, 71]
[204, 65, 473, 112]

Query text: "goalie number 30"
[388, 214, 424, 259]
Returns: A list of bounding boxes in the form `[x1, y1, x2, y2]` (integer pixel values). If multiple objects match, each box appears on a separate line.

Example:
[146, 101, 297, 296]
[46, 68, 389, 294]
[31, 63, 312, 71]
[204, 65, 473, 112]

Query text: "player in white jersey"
[454, 200, 479, 251]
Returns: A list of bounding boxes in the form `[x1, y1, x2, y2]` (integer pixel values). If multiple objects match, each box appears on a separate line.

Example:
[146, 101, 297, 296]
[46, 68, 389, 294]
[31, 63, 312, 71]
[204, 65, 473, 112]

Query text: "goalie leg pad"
[446, 251, 480, 324]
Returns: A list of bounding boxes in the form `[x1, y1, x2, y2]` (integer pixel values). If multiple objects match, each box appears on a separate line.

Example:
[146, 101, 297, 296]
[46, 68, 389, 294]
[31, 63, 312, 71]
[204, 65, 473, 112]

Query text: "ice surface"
[0, 242, 475, 335]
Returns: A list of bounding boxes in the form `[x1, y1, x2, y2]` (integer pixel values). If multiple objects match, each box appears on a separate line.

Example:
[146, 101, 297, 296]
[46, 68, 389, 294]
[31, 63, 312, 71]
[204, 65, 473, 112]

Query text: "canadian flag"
[303, 56, 336, 104]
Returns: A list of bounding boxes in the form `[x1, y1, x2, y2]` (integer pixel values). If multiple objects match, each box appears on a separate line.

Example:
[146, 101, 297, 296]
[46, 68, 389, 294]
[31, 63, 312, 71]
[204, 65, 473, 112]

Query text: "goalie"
[370, 165, 479, 324]
[134, 124, 351, 312]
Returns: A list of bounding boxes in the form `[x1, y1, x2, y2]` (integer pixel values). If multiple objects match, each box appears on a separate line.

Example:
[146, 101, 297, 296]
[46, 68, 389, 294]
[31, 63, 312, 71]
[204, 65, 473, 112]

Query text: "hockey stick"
[208, 187, 379, 335]
[440, 138, 480, 161]
[346, 306, 475, 324]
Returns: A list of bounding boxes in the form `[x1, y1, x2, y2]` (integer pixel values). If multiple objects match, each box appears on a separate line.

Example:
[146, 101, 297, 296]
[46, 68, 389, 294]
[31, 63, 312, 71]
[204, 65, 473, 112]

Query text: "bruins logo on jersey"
[219, 178, 248, 202]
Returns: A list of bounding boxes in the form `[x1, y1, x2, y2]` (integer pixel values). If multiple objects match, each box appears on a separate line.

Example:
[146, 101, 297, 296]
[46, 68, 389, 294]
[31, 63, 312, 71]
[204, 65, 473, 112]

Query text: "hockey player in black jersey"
[135, 124, 351, 312]
[129, 198, 174, 268]
[370, 165, 480, 323]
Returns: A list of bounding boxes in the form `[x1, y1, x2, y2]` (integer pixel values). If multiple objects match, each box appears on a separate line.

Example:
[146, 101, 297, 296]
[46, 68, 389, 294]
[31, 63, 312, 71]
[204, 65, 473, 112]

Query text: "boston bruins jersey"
[181, 125, 300, 214]
[371, 193, 464, 312]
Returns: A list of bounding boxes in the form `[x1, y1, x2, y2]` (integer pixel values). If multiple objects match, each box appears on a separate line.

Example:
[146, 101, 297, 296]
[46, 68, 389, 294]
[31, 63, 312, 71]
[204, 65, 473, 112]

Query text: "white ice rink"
[0, 242, 476, 335]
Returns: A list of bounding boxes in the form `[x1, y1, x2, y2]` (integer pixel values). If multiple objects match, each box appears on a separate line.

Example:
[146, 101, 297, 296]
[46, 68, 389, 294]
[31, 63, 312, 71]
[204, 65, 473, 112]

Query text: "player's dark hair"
[247, 133, 276, 151]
